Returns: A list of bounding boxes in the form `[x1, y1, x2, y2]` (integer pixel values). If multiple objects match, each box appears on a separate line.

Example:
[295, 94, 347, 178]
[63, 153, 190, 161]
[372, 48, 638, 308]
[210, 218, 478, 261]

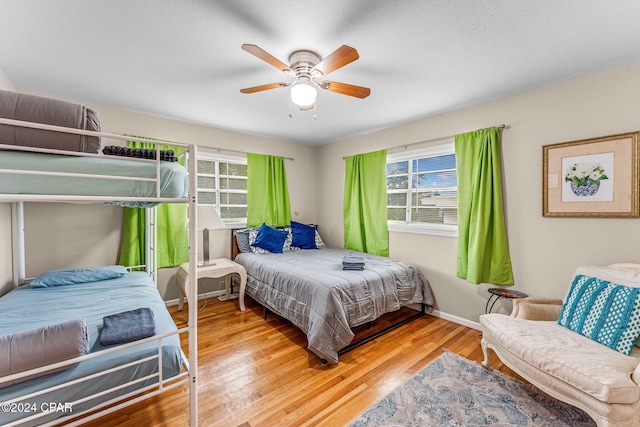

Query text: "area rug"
[347, 351, 595, 427]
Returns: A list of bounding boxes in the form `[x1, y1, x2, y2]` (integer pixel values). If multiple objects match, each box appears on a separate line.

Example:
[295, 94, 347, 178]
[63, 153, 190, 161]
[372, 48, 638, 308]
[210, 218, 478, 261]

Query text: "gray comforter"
[235, 247, 433, 363]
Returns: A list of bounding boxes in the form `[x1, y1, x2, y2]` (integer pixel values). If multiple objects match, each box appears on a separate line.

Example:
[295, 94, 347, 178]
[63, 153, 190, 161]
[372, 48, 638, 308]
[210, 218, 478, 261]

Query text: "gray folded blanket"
[342, 256, 365, 266]
[100, 307, 156, 346]
[0, 318, 89, 388]
[343, 256, 365, 271]
[0, 89, 101, 153]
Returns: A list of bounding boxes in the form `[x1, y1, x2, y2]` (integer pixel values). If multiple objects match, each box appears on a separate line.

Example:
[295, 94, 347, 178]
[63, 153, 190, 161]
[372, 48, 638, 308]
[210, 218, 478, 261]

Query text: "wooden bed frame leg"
[263, 306, 267, 320]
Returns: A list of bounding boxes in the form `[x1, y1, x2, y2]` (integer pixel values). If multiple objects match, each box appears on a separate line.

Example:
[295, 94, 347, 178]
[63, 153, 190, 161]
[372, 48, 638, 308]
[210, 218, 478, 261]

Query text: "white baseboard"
[429, 309, 482, 331]
[165, 289, 225, 308]
[165, 298, 180, 307]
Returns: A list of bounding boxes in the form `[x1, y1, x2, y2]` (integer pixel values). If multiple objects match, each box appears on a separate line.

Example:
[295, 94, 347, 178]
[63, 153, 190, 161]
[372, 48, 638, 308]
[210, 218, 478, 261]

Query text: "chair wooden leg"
[480, 338, 490, 367]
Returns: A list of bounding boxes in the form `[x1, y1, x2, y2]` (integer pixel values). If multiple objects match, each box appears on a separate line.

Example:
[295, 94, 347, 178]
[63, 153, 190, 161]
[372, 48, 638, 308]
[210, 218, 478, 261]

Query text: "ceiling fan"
[239, 44, 371, 110]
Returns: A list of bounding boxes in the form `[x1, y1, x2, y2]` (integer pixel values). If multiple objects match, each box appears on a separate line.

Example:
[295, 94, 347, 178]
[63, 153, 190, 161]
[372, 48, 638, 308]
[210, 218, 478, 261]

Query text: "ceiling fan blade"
[319, 81, 371, 98]
[240, 83, 287, 94]
[312, 45, 359, 76]
[241, 44, 292, 73]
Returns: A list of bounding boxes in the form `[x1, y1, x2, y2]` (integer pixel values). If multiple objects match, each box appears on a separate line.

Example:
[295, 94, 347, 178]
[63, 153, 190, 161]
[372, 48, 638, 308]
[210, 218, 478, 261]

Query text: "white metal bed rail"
[1, 117, 199, 425]
[0, 117, 189, 203]
[0, 327, 189, 427]
[0, 117, 190, 147]
[147, 206, 158, 286]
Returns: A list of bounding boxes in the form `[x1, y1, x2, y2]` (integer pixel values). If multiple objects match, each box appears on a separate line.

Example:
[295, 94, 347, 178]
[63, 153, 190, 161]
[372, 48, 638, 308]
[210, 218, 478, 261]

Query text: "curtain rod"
[343, 124, 509, 159]
[201, 146, 294, 161]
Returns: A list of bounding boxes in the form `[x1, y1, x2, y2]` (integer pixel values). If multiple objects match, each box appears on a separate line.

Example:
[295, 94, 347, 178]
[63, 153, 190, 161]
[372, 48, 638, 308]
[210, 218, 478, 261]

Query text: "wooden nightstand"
[176, 258, 247, 311]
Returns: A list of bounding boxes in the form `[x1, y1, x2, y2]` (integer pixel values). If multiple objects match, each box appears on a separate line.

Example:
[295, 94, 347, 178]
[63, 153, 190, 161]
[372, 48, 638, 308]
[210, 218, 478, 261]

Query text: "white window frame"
[387, 138, 458, 238]
[196, 151, 247, 228]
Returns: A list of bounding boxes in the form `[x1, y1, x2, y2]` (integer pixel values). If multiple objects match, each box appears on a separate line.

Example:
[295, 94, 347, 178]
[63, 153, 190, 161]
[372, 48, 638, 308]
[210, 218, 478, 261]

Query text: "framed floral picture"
[542, 132, 639, 217]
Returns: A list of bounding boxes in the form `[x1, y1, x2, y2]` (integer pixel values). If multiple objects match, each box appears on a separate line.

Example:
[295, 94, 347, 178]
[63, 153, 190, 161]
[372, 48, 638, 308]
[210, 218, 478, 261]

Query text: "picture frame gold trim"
[542, 132, 639, 218]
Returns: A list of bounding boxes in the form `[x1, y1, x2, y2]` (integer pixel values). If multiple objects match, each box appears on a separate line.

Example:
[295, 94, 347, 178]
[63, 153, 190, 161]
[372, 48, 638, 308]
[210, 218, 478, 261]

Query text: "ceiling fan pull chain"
[288, 99, 294, 119]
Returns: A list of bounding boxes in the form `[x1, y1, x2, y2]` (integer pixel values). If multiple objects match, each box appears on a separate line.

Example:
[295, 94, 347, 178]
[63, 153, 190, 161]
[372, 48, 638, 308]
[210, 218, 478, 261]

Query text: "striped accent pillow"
[558, 274, 640, 355]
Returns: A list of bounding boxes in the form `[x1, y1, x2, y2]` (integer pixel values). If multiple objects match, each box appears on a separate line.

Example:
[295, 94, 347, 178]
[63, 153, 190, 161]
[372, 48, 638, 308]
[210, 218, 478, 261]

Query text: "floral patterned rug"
[347, 350, 595, 427]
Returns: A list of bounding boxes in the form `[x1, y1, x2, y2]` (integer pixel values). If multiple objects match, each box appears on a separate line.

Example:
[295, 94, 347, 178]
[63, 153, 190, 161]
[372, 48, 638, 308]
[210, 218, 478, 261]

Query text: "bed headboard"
[230, 224, 319, 260]
[231, 229, 241, 260]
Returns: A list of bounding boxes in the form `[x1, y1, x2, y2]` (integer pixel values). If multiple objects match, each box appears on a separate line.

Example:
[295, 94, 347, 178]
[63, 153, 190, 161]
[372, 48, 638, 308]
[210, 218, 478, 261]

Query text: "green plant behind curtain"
[246, 153, 291, 227]
[455, 127, 514, 285]
[344, 149, 389, 257]
[119, 140, 189, 269]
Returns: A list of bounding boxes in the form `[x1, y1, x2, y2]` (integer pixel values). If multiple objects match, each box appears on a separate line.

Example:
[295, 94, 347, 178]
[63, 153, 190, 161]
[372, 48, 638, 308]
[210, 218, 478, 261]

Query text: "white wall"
[318, 62, 640, 323]
[0, 99, 319, 300]
[3, 62, 639, 315]
[0, 68, 16, 92]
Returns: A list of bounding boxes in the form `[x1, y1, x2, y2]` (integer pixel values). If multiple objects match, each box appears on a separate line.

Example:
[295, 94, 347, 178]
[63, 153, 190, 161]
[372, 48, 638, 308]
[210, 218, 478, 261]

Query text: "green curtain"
[119, 140, 189, 269]
[455, 127, 514, 285]
[343, 149, 389, 257]
[246, 153, 291, 227]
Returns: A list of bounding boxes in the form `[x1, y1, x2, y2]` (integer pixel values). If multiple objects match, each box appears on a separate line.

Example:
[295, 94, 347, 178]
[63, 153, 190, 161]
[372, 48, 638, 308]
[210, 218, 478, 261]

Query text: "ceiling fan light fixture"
[290, 82, 317, 107]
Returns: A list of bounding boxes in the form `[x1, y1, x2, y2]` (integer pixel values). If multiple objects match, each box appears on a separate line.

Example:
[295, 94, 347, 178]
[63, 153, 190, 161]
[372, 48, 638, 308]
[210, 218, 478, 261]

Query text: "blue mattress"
[0, 151, 188, 206]
[0, 272, 182, 425]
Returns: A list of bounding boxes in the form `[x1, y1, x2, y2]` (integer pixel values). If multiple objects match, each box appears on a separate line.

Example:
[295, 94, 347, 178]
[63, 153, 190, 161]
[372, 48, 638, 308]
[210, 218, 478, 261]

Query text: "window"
[387, 138, 457, 237]
[196, 153, 247, 227]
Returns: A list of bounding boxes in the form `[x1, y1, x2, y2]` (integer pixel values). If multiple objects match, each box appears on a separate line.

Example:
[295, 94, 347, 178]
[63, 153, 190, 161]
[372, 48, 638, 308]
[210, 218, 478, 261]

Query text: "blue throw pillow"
[558, 274, 640, 355]
[252, 223, 289, 254]
[30, 265, 128, 288]
[291, 221, 317, 249]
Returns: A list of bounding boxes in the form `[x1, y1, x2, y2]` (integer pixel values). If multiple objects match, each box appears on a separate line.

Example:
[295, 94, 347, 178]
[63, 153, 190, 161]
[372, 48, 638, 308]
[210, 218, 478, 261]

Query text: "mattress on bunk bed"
[0, 89, 101, 153]
[0, 272, 182, 425]
[234, 247, 434, 364]
[0, 151, 188, 205]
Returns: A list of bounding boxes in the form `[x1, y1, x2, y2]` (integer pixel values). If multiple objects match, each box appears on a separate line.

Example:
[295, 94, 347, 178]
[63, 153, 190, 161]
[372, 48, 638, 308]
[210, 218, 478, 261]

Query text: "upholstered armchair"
[510, 297, 563, 321]
[480, 265, 640, 427]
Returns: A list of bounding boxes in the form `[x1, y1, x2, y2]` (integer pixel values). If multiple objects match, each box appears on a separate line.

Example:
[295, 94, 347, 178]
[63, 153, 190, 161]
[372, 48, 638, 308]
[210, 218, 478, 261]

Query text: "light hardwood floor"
[80, 297, 515, 427]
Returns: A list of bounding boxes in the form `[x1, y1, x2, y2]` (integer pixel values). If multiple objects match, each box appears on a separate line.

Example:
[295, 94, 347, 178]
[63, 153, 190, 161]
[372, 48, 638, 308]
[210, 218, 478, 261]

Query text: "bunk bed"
[0, 111, 199, 426]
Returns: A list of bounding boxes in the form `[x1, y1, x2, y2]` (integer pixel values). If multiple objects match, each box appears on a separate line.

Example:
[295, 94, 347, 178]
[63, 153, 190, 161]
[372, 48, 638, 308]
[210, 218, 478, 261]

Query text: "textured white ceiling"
[2, 1, 640, 145]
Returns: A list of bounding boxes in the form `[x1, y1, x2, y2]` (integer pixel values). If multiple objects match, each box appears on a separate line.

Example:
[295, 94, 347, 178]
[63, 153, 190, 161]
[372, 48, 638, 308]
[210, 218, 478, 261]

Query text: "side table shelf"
[176, 258, 247, 311]
[485, 288, 528, 314]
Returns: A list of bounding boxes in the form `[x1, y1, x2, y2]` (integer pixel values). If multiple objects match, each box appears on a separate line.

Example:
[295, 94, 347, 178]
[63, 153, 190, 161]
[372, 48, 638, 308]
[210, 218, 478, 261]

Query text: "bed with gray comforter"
[234, 247, 433, 363]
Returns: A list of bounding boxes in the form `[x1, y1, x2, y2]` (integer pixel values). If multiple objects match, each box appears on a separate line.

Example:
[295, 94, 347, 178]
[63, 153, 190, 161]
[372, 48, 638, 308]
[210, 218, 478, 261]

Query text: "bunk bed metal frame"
[0, 117, 198, 426]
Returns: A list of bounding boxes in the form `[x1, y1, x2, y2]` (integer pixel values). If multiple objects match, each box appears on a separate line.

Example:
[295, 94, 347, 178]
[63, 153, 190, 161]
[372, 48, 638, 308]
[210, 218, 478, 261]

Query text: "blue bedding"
[0, 272, 182, 425]
[0, 151, 188, 206]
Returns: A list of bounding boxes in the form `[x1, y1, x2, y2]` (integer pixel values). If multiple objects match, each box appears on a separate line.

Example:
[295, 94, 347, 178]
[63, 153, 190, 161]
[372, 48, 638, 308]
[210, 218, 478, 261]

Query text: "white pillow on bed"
[30, 265, 128, 288]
